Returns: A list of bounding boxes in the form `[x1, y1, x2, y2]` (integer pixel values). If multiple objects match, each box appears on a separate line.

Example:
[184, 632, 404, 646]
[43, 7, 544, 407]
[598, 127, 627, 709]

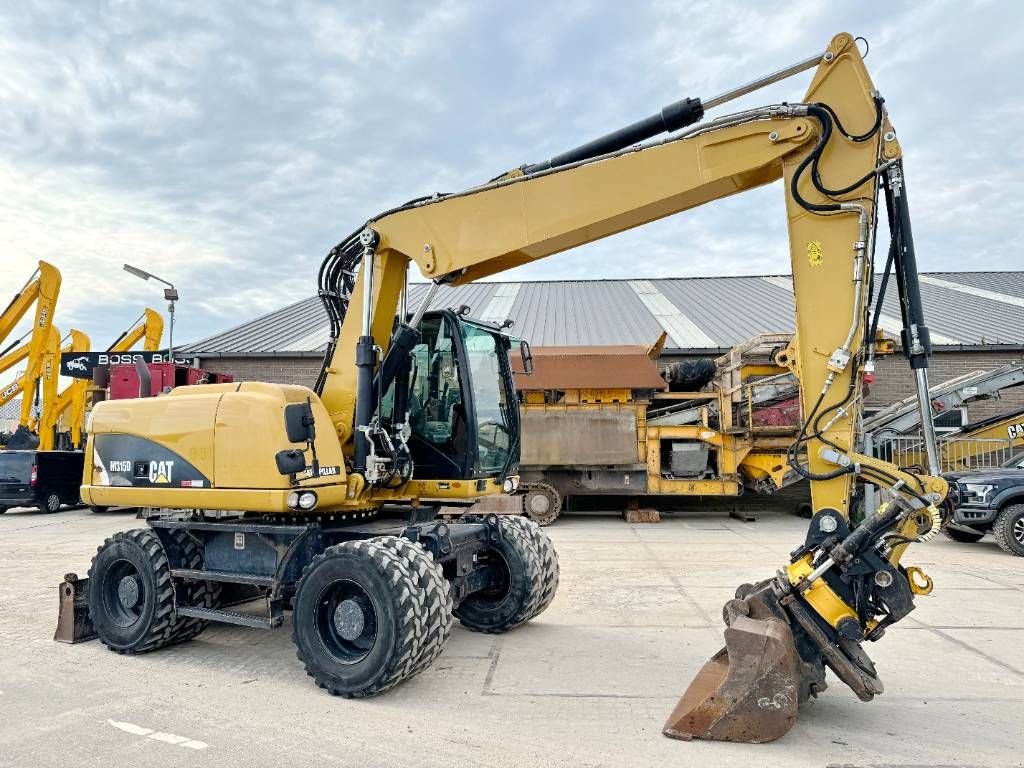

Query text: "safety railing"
[871, 434, 1015, 473]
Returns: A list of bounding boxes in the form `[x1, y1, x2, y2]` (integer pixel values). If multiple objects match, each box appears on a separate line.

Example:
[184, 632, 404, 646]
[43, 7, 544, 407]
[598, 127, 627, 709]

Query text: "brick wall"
[870, 350, 1024, 424]
[196, 356, 322, 387]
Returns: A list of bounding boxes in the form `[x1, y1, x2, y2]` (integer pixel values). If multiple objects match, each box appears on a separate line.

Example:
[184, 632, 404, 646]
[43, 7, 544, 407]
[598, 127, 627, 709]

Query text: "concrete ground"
[1, 505, 1022, 768]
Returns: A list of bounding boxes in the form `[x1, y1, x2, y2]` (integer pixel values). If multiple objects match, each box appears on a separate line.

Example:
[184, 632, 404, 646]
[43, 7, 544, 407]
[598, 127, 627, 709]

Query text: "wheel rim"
[472, 550, 512, 603]
[48, 495, 60, 511]
[528, 493, 550, 516]
[1014, 517, 1024, 545]
[102, 559, 145, 627]
[315, 579, 378, 664]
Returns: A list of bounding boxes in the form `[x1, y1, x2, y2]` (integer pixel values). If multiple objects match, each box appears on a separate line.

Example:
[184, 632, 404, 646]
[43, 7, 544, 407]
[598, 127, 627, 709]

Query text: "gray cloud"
[1, 1, 1020, 349]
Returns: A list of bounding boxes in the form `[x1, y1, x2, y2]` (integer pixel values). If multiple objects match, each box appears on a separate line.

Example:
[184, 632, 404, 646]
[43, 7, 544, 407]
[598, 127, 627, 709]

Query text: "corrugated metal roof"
[182, 271, 1024, 356]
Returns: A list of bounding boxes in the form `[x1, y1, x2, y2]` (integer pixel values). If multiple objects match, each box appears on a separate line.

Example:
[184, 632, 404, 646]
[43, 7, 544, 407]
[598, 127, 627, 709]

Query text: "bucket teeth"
[663, 613, 801, 743]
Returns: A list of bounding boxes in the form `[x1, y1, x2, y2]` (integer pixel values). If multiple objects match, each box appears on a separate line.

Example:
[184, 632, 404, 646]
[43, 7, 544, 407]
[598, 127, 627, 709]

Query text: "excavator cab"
[390, 309, 520, 482]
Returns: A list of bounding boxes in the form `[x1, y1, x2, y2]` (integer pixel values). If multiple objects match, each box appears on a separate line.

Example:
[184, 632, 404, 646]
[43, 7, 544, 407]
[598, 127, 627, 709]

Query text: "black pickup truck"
[943, 451, 1024, 556]
[0, 450, 85, 514]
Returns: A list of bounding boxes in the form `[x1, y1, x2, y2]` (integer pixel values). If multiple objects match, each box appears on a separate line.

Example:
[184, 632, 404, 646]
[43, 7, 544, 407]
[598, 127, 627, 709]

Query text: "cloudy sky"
[1, 0, 1021, 349]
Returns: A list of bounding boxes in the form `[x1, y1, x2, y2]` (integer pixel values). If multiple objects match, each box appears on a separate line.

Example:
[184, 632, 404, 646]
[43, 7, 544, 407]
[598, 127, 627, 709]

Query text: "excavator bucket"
[663, 602, 803, 743]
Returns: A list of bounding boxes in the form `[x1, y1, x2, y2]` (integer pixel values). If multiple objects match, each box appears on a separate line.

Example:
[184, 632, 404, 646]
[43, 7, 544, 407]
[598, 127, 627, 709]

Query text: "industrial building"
[184, 271, 1024, 428]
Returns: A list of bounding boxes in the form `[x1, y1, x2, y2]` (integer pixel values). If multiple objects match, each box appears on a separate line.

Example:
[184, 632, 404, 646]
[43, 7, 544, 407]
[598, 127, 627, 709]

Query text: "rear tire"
[502, 516, 559, 620]
[292, 539, 425, 698]
[87, 529, 177, 653]
[454, 516, 544, 633]
[993, 504, 1024, 556]
[41, 492, 61, 513]
[942, 526, 985, 544]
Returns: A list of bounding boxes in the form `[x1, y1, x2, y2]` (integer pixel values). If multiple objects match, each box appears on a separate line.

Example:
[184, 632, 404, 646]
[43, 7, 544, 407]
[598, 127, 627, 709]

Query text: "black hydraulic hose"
[819, 97, 883, 143]
[867, 239, 896, 350]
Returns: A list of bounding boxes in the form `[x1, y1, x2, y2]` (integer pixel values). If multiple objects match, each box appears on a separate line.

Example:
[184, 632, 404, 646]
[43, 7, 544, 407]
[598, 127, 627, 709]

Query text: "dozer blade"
[663, 613, 802, 743]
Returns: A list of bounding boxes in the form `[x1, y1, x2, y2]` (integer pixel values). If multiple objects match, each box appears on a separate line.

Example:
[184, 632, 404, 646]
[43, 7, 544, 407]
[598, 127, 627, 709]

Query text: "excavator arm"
[314, 32, 946, 740]
[0, 261, 61, 429]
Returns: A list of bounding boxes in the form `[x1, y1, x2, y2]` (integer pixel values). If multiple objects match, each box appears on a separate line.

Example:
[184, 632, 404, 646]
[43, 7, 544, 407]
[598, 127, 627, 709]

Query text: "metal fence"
[872, 434, 1016, 473]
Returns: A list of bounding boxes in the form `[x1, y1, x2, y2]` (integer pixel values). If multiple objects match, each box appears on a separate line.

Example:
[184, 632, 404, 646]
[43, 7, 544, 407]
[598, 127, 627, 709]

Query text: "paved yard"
[1, 505, 1022, 767]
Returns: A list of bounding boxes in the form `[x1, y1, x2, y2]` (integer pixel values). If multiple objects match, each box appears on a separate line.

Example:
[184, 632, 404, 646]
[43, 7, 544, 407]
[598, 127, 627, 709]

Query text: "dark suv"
[0, 450, 85, 514]
[943, 452, 1024, 556]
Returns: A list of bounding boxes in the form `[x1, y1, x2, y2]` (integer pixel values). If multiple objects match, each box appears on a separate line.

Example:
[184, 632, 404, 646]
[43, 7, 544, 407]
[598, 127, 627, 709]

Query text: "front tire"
[454, 516, 544, 633]
[87, 529, 177, 653]
[942, 526, 985, 544]
[993, 504, 1024, 556]
[292, 539, 425, 698]
[41, 492, 61, 513]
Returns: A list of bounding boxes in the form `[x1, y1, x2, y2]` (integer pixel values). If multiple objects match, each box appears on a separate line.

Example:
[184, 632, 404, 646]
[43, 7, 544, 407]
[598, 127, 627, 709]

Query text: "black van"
[0, 450, 85, 513]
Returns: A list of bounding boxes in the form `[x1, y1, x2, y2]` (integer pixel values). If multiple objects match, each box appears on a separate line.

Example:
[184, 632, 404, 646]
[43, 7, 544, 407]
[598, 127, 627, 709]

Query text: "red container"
[108, 364, 233, 400]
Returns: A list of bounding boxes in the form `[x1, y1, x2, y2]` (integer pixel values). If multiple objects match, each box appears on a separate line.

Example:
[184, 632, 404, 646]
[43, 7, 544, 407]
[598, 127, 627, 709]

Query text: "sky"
[1, 0, 1022, 350]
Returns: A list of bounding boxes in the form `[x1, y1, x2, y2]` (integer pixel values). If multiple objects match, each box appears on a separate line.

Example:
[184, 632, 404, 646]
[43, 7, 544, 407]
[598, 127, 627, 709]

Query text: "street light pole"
[123, 264, 179, 362]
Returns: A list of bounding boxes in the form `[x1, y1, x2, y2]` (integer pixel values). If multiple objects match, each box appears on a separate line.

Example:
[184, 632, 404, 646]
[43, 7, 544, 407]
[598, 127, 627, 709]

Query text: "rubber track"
[371, 536, 453, 677]
[293, 539, 426, 697]
[166, 529, 222, 644]
[992, 504, 1024, 556]
[88, 528, 177, 654]
[503, 516, 560, 620]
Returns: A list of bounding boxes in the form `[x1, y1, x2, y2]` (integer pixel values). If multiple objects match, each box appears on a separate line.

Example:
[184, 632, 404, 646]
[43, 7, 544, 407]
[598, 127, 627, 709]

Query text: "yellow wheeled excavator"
[74, 32, 948, 741]
[38, 308, 163, 451]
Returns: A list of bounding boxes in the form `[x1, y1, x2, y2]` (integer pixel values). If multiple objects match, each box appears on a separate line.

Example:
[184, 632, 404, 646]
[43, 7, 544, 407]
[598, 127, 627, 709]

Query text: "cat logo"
[1009, 423, 1024, 441]
[148, 460, 175, 484]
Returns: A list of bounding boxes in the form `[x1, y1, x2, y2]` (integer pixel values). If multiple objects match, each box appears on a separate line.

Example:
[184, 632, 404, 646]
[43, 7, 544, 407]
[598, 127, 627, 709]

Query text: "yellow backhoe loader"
[72, 33, 948, 742]
[39, 308, 163, 451]
[0, 261, 61, 441]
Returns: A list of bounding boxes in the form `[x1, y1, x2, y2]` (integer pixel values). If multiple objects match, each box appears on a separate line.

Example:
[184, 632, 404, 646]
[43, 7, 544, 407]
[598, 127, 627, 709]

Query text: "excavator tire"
[165, 529, 222, 644]
[521, 482, 561, 526]
[370, 536, 453, 677]
[87, 529, 178, 654]
[454, 516, 544, 633]
[993, 504, 1024, 556]
[292, 539, 425, 698]
[501, 516, 559, 620]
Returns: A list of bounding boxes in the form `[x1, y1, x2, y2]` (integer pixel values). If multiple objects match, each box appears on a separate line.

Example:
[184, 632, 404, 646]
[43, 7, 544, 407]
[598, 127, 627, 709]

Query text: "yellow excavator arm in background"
[38, 308, 163, 451]
[0, 326, 76, 429]
[0, 261, 61, 427]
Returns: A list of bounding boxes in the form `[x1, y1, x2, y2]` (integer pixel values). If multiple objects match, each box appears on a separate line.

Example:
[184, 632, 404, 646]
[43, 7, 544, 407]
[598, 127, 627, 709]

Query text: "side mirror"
[284, 402, 315, 443]
[519, 340, 533, 375]
[275, 449, 307, 476]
